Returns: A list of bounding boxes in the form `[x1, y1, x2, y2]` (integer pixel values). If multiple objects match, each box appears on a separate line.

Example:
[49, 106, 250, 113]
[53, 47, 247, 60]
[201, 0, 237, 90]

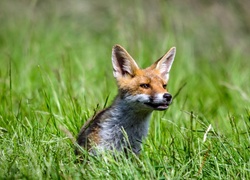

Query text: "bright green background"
[0, 0, 249, 179]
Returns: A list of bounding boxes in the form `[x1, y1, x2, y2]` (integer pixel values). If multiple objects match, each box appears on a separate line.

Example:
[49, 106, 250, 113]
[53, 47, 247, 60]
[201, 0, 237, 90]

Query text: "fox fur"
[76, 44, 176, 155]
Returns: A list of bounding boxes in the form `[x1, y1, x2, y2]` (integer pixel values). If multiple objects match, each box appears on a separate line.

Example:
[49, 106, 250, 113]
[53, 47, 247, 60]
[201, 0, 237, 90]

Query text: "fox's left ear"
[112, 44, 139, 79]
[152, 47, 176, 81]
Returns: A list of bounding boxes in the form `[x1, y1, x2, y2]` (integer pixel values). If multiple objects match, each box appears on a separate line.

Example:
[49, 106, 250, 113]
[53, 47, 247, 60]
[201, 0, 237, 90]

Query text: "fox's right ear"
[112, 45, 139, 79]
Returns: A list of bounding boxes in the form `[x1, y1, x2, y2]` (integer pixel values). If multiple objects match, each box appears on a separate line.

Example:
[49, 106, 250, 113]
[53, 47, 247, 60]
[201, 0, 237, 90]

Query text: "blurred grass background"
[0, 0, 249, 179]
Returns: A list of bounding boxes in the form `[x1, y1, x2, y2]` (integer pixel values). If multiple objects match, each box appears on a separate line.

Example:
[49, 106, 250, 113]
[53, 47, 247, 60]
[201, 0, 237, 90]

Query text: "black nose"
[163, 93, 172, 102]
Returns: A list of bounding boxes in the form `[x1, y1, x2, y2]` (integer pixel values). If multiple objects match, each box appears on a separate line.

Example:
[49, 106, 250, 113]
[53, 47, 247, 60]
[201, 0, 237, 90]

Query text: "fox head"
[112, 45, 176, 111]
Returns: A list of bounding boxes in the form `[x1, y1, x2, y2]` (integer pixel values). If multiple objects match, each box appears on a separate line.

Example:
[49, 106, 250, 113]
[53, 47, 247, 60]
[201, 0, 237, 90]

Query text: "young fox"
[76, 45, 176, 155]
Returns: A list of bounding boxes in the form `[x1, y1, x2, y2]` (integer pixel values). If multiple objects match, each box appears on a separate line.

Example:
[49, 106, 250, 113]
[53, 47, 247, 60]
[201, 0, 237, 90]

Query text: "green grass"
[0, 0, 249, 179]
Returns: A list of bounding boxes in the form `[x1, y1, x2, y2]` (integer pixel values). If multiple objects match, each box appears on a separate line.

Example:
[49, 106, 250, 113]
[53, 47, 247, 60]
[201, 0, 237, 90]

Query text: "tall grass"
[0, 0, 249, 179]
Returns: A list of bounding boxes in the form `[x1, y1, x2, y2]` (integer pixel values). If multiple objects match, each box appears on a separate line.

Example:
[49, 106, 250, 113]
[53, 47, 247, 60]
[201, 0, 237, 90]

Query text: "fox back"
[76, 45, 176, 155]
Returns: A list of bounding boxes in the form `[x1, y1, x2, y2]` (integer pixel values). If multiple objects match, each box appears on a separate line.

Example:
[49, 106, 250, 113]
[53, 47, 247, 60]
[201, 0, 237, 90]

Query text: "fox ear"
[152, 47, 176, 81]
[112, 44, 139, 78]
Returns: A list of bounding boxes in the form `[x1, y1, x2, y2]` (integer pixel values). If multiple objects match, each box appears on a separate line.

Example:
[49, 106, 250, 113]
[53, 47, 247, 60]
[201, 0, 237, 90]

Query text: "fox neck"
[99, 95, 153, 153]
[112, 94, 153, 119]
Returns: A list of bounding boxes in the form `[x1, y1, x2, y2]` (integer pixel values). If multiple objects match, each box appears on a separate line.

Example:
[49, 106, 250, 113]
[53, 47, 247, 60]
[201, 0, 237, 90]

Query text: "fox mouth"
[144, 102, 170, 110]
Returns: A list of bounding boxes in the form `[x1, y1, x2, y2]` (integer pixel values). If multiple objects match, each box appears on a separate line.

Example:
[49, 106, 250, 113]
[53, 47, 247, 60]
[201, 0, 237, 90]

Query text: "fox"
[76, 44, 176, 155]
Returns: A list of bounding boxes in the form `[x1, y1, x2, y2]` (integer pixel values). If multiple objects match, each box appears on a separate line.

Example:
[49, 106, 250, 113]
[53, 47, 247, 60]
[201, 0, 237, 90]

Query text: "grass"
[0, 0, 250, 179]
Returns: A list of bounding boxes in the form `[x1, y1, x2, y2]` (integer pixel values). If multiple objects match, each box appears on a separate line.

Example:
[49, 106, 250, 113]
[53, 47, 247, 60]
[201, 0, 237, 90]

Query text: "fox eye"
[163, 84, 167, 89]
[140, 84, 150, 89]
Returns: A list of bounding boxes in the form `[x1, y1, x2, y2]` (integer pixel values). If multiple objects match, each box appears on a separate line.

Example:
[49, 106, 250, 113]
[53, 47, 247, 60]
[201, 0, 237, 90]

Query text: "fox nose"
[163, 93, 172, 102]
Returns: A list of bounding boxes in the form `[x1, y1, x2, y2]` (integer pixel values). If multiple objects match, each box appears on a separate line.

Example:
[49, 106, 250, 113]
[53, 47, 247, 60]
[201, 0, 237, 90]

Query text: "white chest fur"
[98, 102, 152, 154]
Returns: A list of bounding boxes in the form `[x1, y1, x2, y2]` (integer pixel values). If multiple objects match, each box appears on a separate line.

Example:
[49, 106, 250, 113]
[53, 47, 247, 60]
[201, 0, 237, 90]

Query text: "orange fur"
[76, 44, 176, 155]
